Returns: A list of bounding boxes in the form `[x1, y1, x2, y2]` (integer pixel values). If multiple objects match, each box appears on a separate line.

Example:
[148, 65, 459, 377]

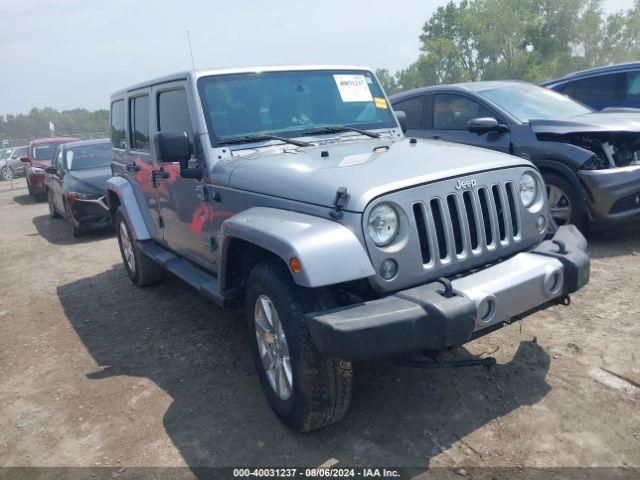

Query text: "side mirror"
[395, 111, 407, 133]
[44, 165, 57, 174]
[467, 117, 509, 134]
[154, 131, 191, 165]
[20, 156, 30, 163]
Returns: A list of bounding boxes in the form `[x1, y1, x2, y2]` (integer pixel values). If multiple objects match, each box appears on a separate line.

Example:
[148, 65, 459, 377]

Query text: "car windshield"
[34, 143, 61, 160]
[197, 69, 396, 146]
[65, 142, 111, 171]
[477, 83, 593, 122]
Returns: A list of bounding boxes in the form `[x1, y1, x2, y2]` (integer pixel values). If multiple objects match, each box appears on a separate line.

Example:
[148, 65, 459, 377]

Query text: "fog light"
[536, 215, 547, 233]
[380, 259, 398, 280]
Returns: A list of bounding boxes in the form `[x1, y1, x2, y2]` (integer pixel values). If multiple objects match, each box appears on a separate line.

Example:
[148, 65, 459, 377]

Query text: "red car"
[22, 137, 79, 199]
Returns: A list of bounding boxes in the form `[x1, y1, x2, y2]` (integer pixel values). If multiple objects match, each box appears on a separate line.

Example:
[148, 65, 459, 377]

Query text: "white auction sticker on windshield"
[334, 74, 373, 102]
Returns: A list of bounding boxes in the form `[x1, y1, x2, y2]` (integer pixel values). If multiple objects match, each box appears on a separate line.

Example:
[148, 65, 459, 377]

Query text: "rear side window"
[393, 96, 425, 129]
[130, 95, 150, 151]
[13, 146, 28, 158]
[569, 73, 623, 103]
[111, 100, 126, 149]
[158, 89, 193, 137]
[433, 94, 494, 130]
[626, 71, 640, 101]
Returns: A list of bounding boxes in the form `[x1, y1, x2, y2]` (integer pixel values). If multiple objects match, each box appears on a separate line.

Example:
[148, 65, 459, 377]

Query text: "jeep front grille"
[411, 182, 521, 266]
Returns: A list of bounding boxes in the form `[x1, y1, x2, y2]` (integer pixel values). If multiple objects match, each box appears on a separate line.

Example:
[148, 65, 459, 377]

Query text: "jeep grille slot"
[430, 199, 448, 260]
[411, 181, 521, 268]
[505, 182, 520, 237]
[412, 203, 431, 264]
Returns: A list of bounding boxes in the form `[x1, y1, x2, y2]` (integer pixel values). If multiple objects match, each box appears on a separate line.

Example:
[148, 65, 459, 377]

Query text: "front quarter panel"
[220, 207, 375, 289]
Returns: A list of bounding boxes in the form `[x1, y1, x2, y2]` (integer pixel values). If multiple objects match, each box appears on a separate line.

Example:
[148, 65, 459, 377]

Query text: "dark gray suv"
[391, 81, 640, 230]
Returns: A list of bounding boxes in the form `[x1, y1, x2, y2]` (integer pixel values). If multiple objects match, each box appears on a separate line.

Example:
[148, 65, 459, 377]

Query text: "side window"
[13, 147, 27, 158]
[130, 95, 150, 151]
[393, 96, 425, 129]
[626, 71, 640, 101]
[110, 100, 126, 149]
[433, 94, 494, 130]
[570, 74, 622, 103]
[158, 88, 193, 138]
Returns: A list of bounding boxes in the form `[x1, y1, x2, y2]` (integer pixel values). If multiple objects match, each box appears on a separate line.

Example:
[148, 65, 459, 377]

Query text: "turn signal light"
[289, 257, 301, 274]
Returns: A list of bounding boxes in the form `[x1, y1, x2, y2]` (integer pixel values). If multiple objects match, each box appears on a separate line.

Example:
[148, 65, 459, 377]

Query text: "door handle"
[151, 169, 170, 187]
[125, 162, 140, 173]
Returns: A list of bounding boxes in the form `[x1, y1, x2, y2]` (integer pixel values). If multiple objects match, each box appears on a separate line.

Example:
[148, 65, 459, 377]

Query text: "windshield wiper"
[218, 134, 312, 148]
[302, 125, 380, 139]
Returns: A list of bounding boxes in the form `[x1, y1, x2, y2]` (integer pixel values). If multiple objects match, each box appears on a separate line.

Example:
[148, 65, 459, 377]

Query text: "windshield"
[65, 142, 111, 171]
[34, 143, 62, 161]
[197, 70, 396, 145]
[477, 84, 592, 122]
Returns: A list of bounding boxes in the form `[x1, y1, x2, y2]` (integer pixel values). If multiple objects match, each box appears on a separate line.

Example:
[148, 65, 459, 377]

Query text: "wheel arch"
[105, 176, 152, 240]
[535, 159, 590, 221]
[219, 207, 375, 292]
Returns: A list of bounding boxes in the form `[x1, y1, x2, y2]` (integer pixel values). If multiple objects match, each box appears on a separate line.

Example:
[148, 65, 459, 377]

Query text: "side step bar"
[137, 241, 237, 308]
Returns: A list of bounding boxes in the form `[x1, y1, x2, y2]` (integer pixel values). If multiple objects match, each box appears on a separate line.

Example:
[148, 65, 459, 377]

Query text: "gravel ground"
[0, 180, 639, 477]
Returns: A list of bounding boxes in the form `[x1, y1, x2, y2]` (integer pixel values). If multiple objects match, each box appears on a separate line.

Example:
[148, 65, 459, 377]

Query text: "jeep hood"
[529, 111, 640, 135]
[224, 138, 530, 212]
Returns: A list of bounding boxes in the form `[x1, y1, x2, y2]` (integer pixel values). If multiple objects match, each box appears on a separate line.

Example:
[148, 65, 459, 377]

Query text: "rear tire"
[245, 259, 352, 432]
[543, 173, 586, 230]
[115, 206, 165, 286]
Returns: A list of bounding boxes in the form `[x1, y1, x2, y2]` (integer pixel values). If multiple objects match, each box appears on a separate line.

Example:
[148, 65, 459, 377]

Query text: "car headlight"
[367, 203, 399, 246]
[31, 167, 45, 175]
[519, 172, 538, 208]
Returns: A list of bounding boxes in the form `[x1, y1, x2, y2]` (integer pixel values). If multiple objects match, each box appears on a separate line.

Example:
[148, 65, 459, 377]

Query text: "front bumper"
[305, 226, 589, 361]
[578, 165, 640, 229]
[70, 196, 111, 230]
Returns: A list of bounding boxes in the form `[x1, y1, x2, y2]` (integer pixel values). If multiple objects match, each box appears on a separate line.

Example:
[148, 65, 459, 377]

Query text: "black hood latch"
[329, 187, 350, 219]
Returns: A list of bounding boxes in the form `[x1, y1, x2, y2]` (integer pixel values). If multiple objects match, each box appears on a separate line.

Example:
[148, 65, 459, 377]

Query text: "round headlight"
[519, 172, 538, 208]
[367, 203, 399, 246]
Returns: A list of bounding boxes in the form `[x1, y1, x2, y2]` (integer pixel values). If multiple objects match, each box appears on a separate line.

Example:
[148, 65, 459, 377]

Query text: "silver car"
[0, 145, 27, 180]
[105, 66, 590, 431]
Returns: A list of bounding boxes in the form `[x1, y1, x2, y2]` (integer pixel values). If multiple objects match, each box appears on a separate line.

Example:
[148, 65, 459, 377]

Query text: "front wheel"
[115, 206, 165, 286]
[245, 259, 352, 432]
[48, 189, 61, 218]
[0, 166, 14, 181]
[544, 173, 585, 230]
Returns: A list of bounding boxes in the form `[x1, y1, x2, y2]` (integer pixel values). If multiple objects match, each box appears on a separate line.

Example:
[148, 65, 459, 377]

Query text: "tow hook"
[559, 295, 571, 306]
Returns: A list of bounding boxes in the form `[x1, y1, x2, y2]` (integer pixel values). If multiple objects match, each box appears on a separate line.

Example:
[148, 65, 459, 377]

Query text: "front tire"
[0, 166, 14, 181]
[115, 206, 165, 286]
[245, 259, 352, 432]
[48, 189, 61, 219]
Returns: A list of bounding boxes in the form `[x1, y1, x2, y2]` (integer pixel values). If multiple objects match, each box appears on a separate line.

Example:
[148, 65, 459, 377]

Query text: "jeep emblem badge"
[455, 179, 477, 190]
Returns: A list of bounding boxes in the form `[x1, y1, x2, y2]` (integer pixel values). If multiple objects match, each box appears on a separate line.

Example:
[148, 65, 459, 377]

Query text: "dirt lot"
[0, 179, 639, 476]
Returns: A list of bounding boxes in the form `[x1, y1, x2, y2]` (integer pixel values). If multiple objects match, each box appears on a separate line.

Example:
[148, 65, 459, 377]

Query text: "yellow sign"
[374, 97, 388, 109]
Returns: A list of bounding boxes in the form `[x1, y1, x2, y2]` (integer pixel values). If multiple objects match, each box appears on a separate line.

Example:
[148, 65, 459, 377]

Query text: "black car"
[391, 81, 640, 230]
[542, 62, 640, 111]
[45, 139, 112, 236]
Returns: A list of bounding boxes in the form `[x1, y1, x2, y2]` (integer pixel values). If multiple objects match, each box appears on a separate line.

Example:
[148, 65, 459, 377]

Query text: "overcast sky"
[0, 0, 635, 116]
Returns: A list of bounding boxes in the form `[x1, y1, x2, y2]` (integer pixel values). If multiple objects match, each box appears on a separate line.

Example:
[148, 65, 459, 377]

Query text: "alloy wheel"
[254, 294, 292, 401]
[119, 221, 136, 274]
[547, 184, 573, 225]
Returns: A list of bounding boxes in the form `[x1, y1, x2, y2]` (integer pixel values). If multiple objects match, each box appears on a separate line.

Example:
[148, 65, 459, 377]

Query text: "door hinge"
[158, 216, 165, 229]
[329, 187, 350, 219]
[205, 236, 218, 251]
[195, 184, 221, 203]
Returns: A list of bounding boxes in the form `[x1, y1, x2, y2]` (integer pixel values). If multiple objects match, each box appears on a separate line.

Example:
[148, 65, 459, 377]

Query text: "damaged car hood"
[529, 112, 640, 135]
[223, 137, 530, 212]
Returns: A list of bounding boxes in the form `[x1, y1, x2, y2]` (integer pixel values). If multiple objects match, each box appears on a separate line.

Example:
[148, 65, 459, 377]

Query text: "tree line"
[0, 108, 109, 144]
[377, 0, 640, 95]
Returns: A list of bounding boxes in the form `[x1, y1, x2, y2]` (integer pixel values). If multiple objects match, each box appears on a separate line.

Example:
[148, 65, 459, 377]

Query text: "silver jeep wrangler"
[106, 66, 589, 431]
